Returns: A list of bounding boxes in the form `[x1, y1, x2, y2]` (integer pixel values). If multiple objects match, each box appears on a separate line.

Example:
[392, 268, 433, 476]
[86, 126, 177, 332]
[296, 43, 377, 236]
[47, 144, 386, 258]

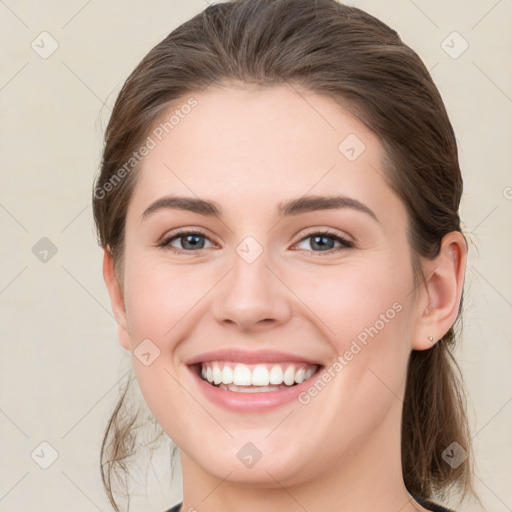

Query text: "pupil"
[312, 235, 333, 251]
[183, 234, 204, 250]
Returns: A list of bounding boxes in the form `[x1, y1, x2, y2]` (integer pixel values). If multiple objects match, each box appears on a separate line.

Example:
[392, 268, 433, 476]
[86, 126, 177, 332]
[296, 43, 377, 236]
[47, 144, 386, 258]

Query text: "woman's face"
[110, 84, 431, 487]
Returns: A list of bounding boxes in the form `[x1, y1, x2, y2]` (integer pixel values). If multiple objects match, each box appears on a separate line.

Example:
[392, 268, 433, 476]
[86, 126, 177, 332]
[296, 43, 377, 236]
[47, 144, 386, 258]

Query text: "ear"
[412, 231, 467, 350]
[102, 248, 131, 351]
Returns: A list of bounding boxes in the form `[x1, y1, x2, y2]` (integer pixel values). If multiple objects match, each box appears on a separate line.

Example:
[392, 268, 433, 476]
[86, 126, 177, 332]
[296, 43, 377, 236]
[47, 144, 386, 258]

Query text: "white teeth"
[221, 365, 233, 384]
[295, 367, 305, 383]
[199, 361, 319, 388]
[251, 365, 270, 386]
[283, 365, 296, 386]
[233, 364, 252, 386]
[269, 365, 283, 385]
[212, 363, 222, 385]
[303, 366, 315, 380]
[218, 383, 290, 393]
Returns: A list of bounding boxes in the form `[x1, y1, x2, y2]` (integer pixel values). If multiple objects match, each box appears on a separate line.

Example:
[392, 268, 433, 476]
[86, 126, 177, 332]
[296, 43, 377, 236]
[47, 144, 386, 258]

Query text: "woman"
[92, 0, 476, 510]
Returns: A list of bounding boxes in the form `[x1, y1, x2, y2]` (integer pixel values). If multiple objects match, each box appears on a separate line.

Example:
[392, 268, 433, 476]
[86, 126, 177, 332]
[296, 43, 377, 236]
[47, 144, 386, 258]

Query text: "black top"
[414, 496, 455, 512]
[164, 495, 454, 511]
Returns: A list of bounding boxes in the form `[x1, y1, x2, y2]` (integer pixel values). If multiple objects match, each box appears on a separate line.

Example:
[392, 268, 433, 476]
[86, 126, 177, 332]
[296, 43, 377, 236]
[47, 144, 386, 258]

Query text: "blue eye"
[159, 229, 354, 255]
[159, 230, 214, 253]
[295, 232, 354, 253]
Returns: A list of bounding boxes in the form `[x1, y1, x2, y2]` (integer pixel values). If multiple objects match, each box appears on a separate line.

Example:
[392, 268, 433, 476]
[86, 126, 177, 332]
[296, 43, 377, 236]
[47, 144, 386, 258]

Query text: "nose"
[212, 249, 293, 333]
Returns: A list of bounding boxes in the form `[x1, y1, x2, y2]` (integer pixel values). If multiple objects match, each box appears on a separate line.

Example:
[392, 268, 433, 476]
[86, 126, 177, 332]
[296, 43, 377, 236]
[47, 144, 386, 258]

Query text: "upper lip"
[185, 348, 323, 366]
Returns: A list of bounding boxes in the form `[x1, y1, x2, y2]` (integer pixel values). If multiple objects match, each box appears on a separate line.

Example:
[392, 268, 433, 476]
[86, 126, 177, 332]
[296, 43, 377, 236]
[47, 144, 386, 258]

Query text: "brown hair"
[92, 0, 475, 509]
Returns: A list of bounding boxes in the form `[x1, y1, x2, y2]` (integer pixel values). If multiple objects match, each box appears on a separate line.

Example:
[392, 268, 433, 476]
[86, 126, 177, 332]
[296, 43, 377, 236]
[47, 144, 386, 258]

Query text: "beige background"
[1, 0, 511, 511]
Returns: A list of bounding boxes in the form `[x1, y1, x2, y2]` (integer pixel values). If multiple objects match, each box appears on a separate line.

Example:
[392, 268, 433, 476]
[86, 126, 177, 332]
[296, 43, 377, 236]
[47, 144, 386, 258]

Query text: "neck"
[179, 399, 429, 512]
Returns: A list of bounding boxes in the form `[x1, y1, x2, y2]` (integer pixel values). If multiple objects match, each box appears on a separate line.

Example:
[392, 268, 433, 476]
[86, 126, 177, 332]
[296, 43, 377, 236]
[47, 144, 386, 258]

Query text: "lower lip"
[188, 365, 321, 412]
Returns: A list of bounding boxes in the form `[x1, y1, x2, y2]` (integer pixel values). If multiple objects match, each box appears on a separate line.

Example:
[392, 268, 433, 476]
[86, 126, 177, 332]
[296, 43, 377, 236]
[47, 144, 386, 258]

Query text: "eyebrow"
[141, 194, 378, 222]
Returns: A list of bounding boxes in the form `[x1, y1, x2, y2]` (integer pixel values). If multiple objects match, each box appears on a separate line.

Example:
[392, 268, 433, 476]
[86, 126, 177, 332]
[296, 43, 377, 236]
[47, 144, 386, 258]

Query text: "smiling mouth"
[190, 361, 322, 393]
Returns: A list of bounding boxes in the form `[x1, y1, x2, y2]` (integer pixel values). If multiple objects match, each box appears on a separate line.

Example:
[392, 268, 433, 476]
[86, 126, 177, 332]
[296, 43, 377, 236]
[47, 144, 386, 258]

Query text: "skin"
[103, 83, 467, 512]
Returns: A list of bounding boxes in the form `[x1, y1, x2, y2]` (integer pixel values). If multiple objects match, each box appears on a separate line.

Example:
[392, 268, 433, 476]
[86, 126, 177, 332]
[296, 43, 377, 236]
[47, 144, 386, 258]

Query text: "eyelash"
[158, 228, 355, 255]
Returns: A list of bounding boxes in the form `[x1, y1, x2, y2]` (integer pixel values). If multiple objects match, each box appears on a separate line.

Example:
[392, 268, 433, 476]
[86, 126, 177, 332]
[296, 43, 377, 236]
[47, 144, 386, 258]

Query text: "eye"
[159, 229, 215, 253]
[158, 229, 354, 255]
[294, 231, 354, 254]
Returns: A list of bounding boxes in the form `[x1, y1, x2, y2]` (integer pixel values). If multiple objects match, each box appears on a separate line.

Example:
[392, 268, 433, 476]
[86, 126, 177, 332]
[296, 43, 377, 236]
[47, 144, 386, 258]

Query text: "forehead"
[126, 83, 403, 225]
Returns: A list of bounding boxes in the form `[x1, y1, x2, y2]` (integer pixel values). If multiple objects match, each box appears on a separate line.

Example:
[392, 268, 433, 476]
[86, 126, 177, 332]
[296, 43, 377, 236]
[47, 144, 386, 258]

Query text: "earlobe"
[412, 232, 467, 351]
[102, 248, 131, 351]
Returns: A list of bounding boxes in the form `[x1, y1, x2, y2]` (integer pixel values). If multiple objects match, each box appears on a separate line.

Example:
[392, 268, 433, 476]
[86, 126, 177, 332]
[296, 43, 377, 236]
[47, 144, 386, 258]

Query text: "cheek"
[122, 255, 214, 438]
[281, 255, 415, 406]
[122, 254, 211, 343]
[282, 257, 412, 349]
